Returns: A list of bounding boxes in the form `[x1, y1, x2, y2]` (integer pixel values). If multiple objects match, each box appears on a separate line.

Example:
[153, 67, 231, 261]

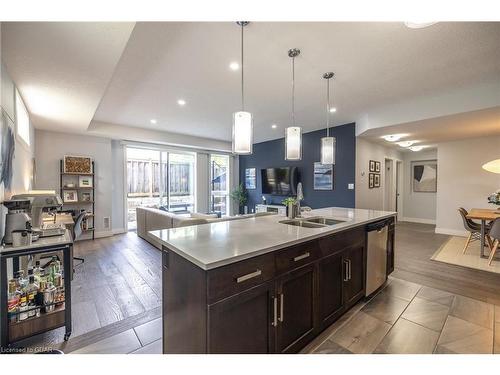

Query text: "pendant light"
[232, 21, 253, 155]
[321, 72, 336, 165]
[285, 48, 302, 161]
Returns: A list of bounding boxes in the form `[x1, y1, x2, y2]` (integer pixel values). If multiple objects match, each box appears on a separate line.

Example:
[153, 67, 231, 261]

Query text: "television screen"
[261, 167, 299, 195]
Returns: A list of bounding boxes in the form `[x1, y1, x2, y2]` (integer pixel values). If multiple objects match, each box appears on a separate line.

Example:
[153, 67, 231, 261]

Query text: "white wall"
[436, 136, 500, 236]
[355, 138, 403, 211]
[402, 150, 437, 224]
[111, 140, 125, 233]
[1, 62, 36, 239]
[35, 130, 113, 237]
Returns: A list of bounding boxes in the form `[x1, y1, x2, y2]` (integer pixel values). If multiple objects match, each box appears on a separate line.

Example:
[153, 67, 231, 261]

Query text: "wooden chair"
[487, 218, 500, 265]
[458, 208, 493, 254]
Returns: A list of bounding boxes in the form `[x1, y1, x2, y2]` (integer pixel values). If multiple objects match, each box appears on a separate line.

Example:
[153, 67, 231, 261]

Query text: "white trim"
[112, 228, 127, 235]
[434, 227, 468, 237]
[401, 217, 436, 225]
[94, 230, 114, 238]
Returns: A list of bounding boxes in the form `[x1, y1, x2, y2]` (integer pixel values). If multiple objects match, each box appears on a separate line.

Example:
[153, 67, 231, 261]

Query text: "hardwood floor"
[393, 222, 500, 305]
[13, 232, 162, 350]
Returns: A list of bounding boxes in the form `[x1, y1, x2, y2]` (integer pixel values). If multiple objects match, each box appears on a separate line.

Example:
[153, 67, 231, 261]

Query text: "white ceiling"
[1, 22, 135, 132]
[2, 22, 500, 144]
[360, 105, 500, 152]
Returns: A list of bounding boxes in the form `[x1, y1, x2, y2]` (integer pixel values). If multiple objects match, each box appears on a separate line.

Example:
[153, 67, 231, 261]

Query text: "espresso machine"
[2, 199, 33, 245]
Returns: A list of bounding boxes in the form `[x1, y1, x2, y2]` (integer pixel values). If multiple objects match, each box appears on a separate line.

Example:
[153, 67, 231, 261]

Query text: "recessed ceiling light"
[404, 22, 437, 29]
[150, 119, 157, 124]
[397, 141, 416, 148]
[177, 99, 186, 106]
[229, 62, 240, 71]
[382, 134, 405, 142]
[409, 145, 425, 152]
[329, 107, 337, 113]
[271, 124, 277, 129]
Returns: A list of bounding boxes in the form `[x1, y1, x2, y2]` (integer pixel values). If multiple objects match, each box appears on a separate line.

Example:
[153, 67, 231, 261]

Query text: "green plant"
[230, 183, 248, 208]
[281, 197, 297, 206]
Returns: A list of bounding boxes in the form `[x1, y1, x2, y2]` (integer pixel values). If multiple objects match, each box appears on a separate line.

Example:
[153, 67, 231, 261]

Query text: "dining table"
[466, 208, 500, 258]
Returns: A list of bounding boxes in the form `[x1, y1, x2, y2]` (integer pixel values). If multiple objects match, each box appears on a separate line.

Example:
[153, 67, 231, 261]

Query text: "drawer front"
[207, 253, 276, 304]
[318, 227, 365, 258]
[275, 240, 320, 275]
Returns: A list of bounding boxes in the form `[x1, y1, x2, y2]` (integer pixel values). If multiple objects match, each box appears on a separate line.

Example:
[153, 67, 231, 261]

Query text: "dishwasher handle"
[366, 219, 388, 232]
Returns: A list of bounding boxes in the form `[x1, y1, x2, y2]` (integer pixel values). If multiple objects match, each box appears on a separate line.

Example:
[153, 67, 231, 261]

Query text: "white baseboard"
[94, 230, 114, 238]
[112, 228, 127, 235]
[401, 217, 436, 225]
[434, 227, 468, 237]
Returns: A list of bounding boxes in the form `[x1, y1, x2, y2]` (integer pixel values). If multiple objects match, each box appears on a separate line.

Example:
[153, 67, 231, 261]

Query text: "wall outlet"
[348, 183, 355, 190]
[103, 217, 110, 229]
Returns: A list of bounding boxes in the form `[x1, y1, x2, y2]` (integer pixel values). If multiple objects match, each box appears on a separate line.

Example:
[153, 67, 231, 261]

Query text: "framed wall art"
[374, 173, 381, 188]
[369, 160, 375, 172]
[369, 173, 374, 189]
[64, 155, 93, 174]
[63, 190, 78, 203]
[412, 160, 437, 192]
[375, 161, 381, 173]
[245, 168, 256, 189]
[314, 162, 333, 190]
[79, 175, 93, 188]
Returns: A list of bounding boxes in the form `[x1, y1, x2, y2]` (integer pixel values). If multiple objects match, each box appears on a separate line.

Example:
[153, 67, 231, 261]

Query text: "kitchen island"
[150, 207, 396, 354]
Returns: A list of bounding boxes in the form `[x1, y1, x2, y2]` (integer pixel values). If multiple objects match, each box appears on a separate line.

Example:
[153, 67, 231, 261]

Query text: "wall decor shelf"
[59, 160, 95, 240]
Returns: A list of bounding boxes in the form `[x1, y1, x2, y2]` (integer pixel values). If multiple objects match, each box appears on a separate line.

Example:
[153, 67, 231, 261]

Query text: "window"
[126, 147, 196, 230]
[210, 154, 230, 216]
[15, 90, 30, 146]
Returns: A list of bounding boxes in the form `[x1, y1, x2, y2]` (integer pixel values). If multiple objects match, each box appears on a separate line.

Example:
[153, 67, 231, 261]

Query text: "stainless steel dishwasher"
[365, 219, 389, 296]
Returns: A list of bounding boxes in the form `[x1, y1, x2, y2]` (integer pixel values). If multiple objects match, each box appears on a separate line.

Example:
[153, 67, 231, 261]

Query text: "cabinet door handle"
[272, 296, 278, 327]
[236, 269, 262, 283]
[343, 260, 349, 281]
[278, 293, 284, 323]
[293, 252, 310, 262]
[348, 259, 352, 281]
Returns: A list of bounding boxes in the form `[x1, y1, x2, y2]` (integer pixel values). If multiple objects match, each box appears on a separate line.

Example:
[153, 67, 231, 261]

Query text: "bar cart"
[0, 231, 72, 348]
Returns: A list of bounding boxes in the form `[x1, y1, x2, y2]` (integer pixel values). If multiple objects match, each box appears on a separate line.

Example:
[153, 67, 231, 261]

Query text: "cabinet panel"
[275, 240, 320, 274]
[208, 281, 276, 353]
[317, 252, 344, 329]
[276, 264, 316, 353]
[387, 225, 395, 276]
[343, 245, 365, 308]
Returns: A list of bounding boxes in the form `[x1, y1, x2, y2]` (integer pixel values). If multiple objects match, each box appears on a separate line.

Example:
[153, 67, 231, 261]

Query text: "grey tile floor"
[69, 276, 499, 354]
[312, 277, 499, 354]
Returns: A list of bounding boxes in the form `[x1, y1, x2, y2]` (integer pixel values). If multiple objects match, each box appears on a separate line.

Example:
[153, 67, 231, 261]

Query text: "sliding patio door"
[210, 154, 230, 216]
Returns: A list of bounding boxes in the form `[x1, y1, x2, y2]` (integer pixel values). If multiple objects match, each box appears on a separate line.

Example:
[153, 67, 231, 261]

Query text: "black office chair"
[72, 212, 87, 267]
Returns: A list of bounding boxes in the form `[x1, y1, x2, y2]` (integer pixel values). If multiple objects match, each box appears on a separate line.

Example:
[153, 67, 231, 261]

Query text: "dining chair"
[487, 218, 500, 265]
[72, 211, 87, 268]
[458, 208, 493, 254]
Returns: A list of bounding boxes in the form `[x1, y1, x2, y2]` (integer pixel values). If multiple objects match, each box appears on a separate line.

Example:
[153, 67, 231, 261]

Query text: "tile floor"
[68, 276, 499, 354]
[312, 277, 499, 354]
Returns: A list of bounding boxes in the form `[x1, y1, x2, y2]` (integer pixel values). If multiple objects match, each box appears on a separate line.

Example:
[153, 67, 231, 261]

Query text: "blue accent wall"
[239, 122, 356, 211]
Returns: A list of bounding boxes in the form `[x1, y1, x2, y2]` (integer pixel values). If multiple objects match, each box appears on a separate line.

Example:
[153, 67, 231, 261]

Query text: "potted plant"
[488, 190, 500, 212]
[282, 197, 298, 218]
[230, 183, 249, 214]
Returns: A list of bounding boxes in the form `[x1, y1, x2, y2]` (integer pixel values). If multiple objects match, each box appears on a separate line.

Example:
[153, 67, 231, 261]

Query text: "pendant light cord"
[292, 55, 295, 127]
[241, 23, 245, 111]
[326, 78, 330, 137]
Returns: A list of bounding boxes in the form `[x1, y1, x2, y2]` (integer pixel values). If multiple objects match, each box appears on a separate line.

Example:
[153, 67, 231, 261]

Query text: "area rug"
[431, 236, 500, 274]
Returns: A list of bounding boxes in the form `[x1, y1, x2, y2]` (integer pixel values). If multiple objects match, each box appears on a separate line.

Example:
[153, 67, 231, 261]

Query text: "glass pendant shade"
[232, 111, 253, 154]
[321, 136, 336, 165]
[285, 126, 302, 160]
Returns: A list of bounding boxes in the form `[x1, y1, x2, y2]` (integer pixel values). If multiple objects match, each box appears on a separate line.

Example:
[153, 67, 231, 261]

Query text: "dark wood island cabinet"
[161, 218, 394, 354]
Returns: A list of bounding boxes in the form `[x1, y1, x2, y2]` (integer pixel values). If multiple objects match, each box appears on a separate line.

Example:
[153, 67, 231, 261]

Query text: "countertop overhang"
[149, 207, 396, 270]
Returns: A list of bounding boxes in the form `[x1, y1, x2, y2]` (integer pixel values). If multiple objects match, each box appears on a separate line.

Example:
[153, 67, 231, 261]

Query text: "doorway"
[384, 158, 403, 219]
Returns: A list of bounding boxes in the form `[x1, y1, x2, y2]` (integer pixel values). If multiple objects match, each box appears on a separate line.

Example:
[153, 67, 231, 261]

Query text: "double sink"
[279, 216, 347, 228]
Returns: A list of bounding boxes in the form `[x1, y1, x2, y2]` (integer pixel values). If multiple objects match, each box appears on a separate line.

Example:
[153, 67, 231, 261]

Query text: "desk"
[466, 208, 500, 258]
[0, 230, 73, 348]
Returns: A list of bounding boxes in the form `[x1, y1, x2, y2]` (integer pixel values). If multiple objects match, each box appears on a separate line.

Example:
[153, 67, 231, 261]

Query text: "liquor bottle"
[18, 295, 29, 321]
[16, 270, 28, 291]
[26, 275, 39, 318]
[7, 279, 20, 323]
[33, 260, 43, 283]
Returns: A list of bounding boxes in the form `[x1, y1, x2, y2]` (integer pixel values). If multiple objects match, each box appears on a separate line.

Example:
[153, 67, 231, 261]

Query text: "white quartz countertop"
[149, 207, 396, 270]
[0, 229, 73, 254]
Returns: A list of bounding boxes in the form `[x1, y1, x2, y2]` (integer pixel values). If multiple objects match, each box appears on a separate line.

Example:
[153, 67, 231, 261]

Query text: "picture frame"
[375, 161, 381, 173]
[64, 155, 93, 174]
[412, 160, 437, 192]
[79, 175, 93, 188]
[245, 168, 256, 189]
[369, 173, 374, 189]
[81, 192, 92, 202]
[314, 162, 333, 190]
[369, 160, 375, 172]
[374, 173, 381, 188]
[63, 190, 78, 203]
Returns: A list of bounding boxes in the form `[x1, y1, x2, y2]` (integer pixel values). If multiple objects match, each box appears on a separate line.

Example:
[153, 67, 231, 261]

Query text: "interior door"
[343, 245, 366, 308]
[207, 280, 276, 353]
[276, 264, 316, 353]
[317, 252, 344, 329]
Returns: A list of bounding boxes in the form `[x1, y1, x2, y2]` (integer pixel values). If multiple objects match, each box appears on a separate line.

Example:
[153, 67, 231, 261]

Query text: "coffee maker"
[2, 199, 32, 244]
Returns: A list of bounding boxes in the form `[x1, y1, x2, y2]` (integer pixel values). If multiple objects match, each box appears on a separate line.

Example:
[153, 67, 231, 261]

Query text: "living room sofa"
[136, 206, 274, 249]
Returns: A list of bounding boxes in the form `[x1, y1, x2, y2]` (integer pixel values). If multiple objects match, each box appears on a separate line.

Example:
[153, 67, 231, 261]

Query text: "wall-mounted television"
[261, 167, 299, 196]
